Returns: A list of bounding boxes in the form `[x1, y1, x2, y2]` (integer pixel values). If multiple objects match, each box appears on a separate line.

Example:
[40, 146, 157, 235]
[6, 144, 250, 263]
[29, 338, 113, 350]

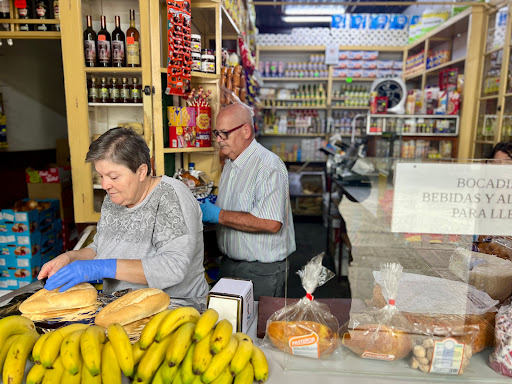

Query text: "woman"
[491, 141, 512, 163]
[38, 128, 209, 303]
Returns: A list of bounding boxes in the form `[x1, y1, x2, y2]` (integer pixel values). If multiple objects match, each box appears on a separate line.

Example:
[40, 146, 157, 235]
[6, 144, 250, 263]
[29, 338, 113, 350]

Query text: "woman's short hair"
[86, 127, 151, 175]
[491, 141, 512, 160]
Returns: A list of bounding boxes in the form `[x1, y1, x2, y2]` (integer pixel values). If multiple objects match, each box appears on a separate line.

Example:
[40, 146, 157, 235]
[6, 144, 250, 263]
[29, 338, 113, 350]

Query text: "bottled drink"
[88, 77, 99, 103]
[18, 1, 32, 31]
[126, 9, 140, 67]
[110, 77, 120, 103]
[99, 77, 111, 103]
[53, 0, 60, 31]
[131, 77, 141, 103]
[97, 15, 111, 67]
[35, 0, 50, 31]
[111, 15, 126, 67]
[83, 15, 97, 67]
[121, 77, 131, 103]
[0, 0, 9, 19]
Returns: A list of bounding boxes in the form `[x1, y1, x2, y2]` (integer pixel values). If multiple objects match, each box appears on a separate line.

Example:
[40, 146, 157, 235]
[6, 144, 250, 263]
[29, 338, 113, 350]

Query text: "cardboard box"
[27, 183, 74, 222]
[208, 278, 255, 334]
[25, 166, 71, 184]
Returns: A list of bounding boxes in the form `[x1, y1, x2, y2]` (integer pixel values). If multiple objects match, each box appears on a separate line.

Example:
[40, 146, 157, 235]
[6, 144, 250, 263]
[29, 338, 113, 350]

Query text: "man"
[201, 103, 296, 299]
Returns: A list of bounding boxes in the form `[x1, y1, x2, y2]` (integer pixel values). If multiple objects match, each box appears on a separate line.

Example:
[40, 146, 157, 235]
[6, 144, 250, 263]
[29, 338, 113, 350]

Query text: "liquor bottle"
[121, 77, 131, 103]
[110, 77, 120, 103]
[35, 0, 50, 32]
[126, 9, 140, 67]
[99, 77, 111, 103]
[88, 77, 99, 103]
[83, 15, 97, 67]
[53, 0, 60, 31]
[97, 15, 111, 67]
[17, 1, 32, 31]
[0, 0, 9, 19]
[111, 15, 126, 67]
[131, 77, 142, 103]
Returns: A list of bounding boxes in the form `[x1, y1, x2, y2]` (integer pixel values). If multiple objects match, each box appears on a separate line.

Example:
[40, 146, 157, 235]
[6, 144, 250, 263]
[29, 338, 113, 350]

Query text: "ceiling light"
[282, 15, 333, 23]
[284, 5, 345, 15]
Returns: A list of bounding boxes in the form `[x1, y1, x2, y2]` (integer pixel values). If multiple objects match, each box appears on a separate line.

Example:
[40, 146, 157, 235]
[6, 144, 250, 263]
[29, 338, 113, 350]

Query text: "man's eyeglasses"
[212, 123, 245, 140]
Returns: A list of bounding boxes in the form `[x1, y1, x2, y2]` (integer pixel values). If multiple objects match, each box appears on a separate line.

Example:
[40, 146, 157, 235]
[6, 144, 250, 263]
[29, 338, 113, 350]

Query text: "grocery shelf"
[368, 132, 459, 137]
[262, 106, 326, 110]
[479, 95, 499, 100]
[264, 99, 327, 102]
[484, 46, 504, 56]
[2, 19, 60, 24]
[504, 92, 512, 97]
[258, 46, 404, 52]
[424, 57, 466, 75]
[85, 67, 142, 74]
[331, 106, 369, 110]
[332, 78, 378, 82]
[0, 31, 60, 39]
[404, 70, 424, 81]
[163, 147, 216, 153]
[474, 139, 497, 144]
[260, 133, 327, 137]
[262, 77, 328, 82]
[88, 103, 144, 107]
[220, 5, 240, 36]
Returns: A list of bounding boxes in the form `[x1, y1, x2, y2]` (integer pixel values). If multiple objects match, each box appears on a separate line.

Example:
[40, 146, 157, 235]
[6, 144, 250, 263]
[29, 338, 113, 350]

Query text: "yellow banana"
[107, 323, 134, 377]
[180, 343, 196, 384]
[135, 332, 174, 383]
[42, 355, 65, 384]
[32, 331, 50, 364]
[152, 363, 166, 384]
[80, 325, 106, 376]
[41, 323, 88, 368]
[165, 322, 196, 367]
[101, 341, 122, 384]
[210, 320, 233, 355]
[159, 361, 179, 384]
[193, 308, 219, 343]
[191, 374, 203, 384]
[251, 345, 269, 384]
[61, 354, 82, 384]
[81, 359, 101, 384]
[210, 365, 233, 384]
[0, 315, 36, 346]
[139, 309, 172, 349]
[201, 335, 238, 384]
[155, 306, 200, 342]
[172, 366, 183, 384]
[60, 328, 86, 375]
[233, 362, 253, 384]
[3, 330, 40, 384]
[26, 362, 46, 384]
[132, 340, 146, 366]
[192, 330, 213, 375]
[0, 334, 21, 371]
[230, 333, 253, 376]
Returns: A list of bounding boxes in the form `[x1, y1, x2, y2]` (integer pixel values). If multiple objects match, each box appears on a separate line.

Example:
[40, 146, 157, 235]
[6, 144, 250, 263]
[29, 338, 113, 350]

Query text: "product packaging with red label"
[195, 106, 211, 147]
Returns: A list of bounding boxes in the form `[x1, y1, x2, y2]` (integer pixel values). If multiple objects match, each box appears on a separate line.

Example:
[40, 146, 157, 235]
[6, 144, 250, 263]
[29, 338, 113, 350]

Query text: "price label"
[98, 35, 106, 41]
[14, 0, 27, 9]
[127, 37, 135, 44]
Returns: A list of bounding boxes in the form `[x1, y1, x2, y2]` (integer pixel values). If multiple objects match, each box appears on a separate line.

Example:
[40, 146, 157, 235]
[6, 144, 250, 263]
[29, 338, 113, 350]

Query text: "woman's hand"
[37, 253, 72, 280]
[44, 259, 117, 292]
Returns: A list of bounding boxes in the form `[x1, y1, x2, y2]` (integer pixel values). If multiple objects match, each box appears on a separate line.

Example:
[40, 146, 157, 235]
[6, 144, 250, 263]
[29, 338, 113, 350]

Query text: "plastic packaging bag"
[342, 263, 413, 361]
[262, 253, 339, 358]
[489, 304, 512, 377]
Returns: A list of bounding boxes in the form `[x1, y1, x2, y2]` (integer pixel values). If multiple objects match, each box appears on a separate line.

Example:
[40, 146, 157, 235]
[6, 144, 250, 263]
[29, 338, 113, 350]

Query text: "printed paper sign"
[325, 43, 339, 65]
[391, 163, 512, 235]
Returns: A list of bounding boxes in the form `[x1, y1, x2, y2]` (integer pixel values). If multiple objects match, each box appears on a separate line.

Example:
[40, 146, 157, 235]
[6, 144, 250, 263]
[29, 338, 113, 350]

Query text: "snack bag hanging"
[263, 253, 339, 358]
[166, 0, 192, 95]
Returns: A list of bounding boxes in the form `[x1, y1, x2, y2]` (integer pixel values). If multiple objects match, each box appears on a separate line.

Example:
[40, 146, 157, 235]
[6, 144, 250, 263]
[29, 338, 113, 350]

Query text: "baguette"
[94, 288, 170, 328]
[19, 283, 98, 314]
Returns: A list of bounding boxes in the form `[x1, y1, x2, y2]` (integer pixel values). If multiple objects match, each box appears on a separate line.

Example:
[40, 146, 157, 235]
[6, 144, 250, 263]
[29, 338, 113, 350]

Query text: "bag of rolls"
[342, 263, 414, 361]
[262, 253, 339, 358]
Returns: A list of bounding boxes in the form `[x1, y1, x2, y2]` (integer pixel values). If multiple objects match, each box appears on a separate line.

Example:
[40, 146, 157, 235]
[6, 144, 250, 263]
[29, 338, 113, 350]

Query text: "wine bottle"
[126, 9, 140, 67]
[83, 15, 97, 67]
[35, 0, 49, 32]
[17, 0, 32, 31]
[111, 15, 126, 67]
[53, 0, 60, 31]
[97, 15, 111, 67]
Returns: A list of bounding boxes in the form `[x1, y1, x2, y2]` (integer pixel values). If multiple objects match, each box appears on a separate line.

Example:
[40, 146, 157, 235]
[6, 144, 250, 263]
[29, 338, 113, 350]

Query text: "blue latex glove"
[200, 199, 221, 223]
[44, 259, 117, 292]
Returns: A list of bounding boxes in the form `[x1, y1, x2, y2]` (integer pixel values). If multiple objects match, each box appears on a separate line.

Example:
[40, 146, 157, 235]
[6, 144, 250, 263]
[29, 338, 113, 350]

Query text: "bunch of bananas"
[0, 307, 269, 384]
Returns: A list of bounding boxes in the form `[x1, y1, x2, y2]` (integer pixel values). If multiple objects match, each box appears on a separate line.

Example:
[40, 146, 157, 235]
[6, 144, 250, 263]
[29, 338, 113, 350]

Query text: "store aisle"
[286, 221, 351, 299]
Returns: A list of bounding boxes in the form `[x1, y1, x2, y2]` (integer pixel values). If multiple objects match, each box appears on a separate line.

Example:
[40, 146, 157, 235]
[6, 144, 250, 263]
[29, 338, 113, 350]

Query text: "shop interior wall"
[0, 39, 68, 208]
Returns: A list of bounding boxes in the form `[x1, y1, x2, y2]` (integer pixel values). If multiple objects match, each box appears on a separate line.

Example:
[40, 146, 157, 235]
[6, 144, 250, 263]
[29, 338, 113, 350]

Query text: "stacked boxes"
[0, 199, 62, 290]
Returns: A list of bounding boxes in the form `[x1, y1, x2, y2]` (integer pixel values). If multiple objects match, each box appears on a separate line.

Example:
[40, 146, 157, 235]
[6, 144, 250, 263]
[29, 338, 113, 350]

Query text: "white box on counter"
[207, 278, 255, 334]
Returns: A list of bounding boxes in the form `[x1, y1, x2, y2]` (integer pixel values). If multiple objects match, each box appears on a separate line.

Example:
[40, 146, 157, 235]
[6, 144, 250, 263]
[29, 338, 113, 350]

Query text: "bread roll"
[95, 288, 170, 328]
[342, 324, 413, 360]
[267, 320, 337, 357]
[19, 283, 98, 314]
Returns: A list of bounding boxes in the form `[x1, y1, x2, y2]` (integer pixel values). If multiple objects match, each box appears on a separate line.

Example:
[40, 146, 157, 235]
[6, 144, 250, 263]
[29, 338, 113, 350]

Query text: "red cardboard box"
[26, 167, 71, 184]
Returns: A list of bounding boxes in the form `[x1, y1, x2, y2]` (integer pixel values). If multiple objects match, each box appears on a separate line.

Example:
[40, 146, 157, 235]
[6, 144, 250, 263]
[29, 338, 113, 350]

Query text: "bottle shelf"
[163, 147, 215, 154]
[0, 31, 60, 39]
[85, 67, 142, 74]
[262, 77, 328, 82]
[331, 77, 378, 82]
[331, 106, 369, 110]
[88, 103, 144, 107]
[262, 106, 326, 110]
[260, 133, 327, 137]
[2, 19, 60, 24]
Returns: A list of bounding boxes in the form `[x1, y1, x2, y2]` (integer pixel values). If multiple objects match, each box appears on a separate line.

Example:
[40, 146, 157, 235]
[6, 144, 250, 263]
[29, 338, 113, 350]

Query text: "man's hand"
[44, 259, 117, 292]
[38, 253, 72, 280]
[200, 199, 221, 223]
